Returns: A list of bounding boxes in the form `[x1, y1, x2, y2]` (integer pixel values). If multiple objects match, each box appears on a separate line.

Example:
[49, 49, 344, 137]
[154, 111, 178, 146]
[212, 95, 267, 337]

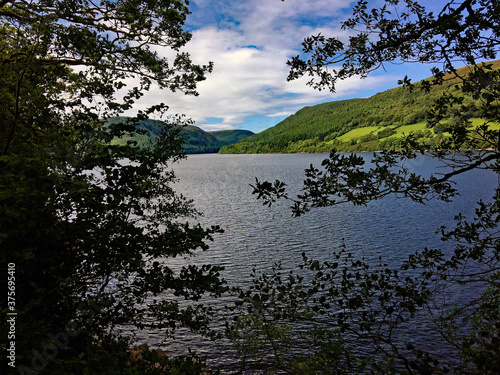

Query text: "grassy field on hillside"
[220, 117, 500, 154]
[336, 126, 383, 142]
[335, 119, 499, 143]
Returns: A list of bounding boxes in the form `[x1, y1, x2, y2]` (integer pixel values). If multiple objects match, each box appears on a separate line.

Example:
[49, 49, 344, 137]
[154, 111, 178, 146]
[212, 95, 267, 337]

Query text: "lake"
[131, 152, 498, 370]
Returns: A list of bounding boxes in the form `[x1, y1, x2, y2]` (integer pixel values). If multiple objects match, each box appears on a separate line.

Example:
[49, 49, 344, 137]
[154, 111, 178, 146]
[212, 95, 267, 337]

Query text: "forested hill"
[108, 117, 254, 154]
[220, 61, 500, 154]
[209, 129, 255, 144]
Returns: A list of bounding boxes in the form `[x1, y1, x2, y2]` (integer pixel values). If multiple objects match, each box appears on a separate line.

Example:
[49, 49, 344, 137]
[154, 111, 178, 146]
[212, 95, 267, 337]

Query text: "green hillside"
[109, 117, 254, 154]
[220, 61, 500, 154]
[209, 129, 255, 145]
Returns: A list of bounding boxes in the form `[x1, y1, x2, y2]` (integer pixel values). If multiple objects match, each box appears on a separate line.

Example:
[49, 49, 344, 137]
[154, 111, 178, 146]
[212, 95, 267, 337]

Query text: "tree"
[0, 1, 223, 373]
[232, 1, 500, 373]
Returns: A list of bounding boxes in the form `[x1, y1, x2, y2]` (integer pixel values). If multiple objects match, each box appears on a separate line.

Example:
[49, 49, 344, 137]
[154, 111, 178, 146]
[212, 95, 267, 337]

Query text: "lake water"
[133, 152, 498, 370]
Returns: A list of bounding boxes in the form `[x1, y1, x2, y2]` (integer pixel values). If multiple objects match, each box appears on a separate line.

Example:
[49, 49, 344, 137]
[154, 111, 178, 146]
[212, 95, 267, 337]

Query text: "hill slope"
[220, 61, 500, 154]
[209, 129, 255, 145]
[109, 117, 254, 154]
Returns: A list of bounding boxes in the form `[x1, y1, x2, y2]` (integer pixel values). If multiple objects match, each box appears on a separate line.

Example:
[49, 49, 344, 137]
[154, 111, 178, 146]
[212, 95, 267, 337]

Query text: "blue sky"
[132, 0, 453, 133]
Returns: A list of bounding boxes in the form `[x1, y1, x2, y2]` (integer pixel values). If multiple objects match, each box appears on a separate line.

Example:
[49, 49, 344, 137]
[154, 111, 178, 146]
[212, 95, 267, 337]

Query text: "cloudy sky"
[134, 0, 441, 133]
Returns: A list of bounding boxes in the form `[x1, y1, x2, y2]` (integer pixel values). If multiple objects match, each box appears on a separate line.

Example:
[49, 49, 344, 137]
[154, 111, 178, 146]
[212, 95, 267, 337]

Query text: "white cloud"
[126, 1, 401, 132]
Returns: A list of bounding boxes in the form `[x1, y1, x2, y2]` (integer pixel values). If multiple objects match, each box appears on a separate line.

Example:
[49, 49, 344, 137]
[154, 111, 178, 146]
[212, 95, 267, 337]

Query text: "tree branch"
[433, 152, 500, 184]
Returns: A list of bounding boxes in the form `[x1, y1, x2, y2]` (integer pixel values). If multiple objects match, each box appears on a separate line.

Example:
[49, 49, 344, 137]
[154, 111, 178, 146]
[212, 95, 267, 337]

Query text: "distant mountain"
[181, 125, 221, 153]
[220, 60, 500, 154]
[108, 117, 254, 154]
[182, 127, 254, 153]
[209, 129, 255, 145]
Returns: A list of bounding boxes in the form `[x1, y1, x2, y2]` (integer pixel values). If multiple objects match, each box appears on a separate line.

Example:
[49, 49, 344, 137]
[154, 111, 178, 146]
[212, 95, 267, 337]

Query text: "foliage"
[0, 0, 224, 373]
[231, 0, 500, 373]
[229, 196, 500, 373]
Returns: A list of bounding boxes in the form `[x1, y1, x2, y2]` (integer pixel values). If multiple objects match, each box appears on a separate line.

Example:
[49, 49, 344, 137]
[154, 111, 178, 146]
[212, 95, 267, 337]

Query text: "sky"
[131, 0, 445, 133]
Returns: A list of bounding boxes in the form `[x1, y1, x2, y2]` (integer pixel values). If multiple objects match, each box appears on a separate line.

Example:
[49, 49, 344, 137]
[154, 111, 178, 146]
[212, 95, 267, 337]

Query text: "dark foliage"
[0, 1, 224, 373]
